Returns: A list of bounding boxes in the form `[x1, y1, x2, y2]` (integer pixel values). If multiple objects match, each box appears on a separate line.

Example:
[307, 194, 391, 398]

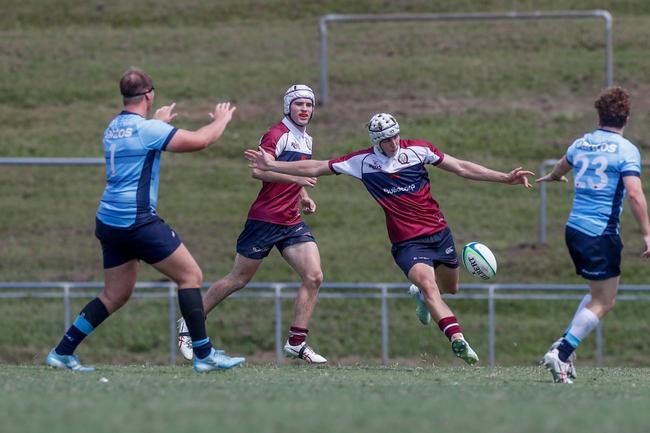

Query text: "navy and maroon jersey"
[247, 117, 313, 225]
[328, 139, 447, 243]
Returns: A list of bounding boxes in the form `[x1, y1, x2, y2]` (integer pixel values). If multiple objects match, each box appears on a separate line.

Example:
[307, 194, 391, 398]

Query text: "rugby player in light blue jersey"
[46, 68, 245, 373]
[538, 86, 650, 383]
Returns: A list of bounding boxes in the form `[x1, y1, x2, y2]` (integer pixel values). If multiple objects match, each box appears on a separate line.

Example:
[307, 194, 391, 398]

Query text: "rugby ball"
[462, 242, 497, 280]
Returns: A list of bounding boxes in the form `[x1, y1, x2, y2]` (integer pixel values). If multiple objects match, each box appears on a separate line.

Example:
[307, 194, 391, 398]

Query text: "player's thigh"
[407, 262, 439, 294]
[152, 243, 202, 287]
[101, 259, 139, 312]
[229, 253, 264, 285]
[434, 264, 460, 294]
[588, 276, 620, 305]
[281, 241, 322, 281]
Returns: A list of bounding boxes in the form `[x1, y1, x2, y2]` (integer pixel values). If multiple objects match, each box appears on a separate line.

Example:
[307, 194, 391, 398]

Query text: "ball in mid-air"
[461, 242, 497, 280]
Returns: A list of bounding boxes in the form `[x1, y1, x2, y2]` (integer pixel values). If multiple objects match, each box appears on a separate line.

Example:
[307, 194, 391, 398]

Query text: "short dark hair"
[119, 68, 154, 105]
[594, 86, 630, 128]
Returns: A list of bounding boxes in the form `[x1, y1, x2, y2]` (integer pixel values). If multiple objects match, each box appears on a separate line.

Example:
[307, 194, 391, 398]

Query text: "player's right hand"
[154, 102, 178, 123]
[641, 235, 650, 258]
[209, 102, 236, 124]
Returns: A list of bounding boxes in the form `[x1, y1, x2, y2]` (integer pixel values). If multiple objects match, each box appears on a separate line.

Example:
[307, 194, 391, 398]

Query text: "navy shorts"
[391, 227, 460, 276]
[95, 217, 182, 269]
[565, 226, 622, 280]
[236, 219, 316, 260]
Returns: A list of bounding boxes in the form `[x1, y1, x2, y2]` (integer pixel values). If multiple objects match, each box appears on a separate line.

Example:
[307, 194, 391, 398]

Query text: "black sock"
[55, 298, 110, 356]
[557, 338, 576, 363]
[178, 288, 212, 358]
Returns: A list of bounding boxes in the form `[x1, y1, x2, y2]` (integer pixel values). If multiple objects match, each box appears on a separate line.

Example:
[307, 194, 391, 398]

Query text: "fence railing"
[3, 282, 650, 367]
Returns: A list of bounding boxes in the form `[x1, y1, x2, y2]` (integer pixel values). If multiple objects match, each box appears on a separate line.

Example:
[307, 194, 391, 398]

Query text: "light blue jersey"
[96, 111, 177, 228]
[566, 129, 641, 236]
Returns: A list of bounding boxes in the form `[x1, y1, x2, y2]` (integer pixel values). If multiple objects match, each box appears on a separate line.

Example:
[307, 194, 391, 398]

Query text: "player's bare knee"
[419, 283, 441, 301]
[303, 270, 323, 291]
[177, 268, 203, 288]
[229, 274, 251, 290]
[99, 291, 131, 312]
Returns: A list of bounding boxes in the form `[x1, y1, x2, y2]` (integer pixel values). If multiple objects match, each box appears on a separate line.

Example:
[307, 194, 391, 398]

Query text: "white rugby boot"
[177, 318, 194, 361]
[547, 338, 577, 379]
[408, 284, 431, 325]
[451, 338, 479, 365]
[177, 318, 225, 361]
[543, 348, 573, 384]
[283, 341, 327, 364]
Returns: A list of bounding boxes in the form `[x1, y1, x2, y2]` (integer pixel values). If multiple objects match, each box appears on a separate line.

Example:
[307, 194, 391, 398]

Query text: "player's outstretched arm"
[250, 168, 317, 188]
[624, 175, 650, 258]
[245, 148, 333, 177]
[535, 156, 570, 183]
[165, 102, 236, 153]
[438, 154, 534, 188]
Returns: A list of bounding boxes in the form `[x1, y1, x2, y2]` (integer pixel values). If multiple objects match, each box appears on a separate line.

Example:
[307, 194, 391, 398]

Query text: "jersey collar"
[373, 143, 402, 160]
[282, 116, 307, 140]
[120, 110, 144, 118]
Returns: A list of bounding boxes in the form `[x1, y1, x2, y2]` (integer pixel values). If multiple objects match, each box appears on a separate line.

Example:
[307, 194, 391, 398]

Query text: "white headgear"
[283, 84, 315, 115]
[368, 113, 400, 146]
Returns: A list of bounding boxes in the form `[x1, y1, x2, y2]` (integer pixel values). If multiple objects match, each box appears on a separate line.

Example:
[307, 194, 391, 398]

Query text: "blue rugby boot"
[46, 349, 95, 372]
[193, 348, 246, 372]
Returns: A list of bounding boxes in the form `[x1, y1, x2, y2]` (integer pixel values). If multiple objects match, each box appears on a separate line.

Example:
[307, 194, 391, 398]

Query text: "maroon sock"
[438, 316, 463, 341]
[288, 326, 309, 346]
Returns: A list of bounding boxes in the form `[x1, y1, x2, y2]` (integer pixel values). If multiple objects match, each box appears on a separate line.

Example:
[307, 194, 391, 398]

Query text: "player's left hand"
[244, 148, 274, 171]
[506, 167, 535, 188]
[301, 196, 317, 214]
[154, 102, 178, 123]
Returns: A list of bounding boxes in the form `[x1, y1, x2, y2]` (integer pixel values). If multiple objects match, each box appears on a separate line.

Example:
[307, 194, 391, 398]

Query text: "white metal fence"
[2, 282, 650, 367]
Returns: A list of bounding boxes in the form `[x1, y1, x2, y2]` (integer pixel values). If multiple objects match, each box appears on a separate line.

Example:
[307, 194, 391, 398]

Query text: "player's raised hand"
[536, 172, 569, 183]
[209, 102, 236, 124]
[154, 102, 178, 123]
[301, 196, 317, 214]
[506, 167, 535, 188]
[244, 148, 274, 171]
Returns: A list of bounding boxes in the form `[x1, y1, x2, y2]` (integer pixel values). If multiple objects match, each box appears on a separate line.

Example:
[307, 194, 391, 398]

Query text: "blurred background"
[1, 0, 649, 366]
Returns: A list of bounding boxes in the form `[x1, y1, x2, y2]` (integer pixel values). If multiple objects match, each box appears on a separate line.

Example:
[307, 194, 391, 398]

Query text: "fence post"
[538, 161, 549, 245]
[488, 285, 496, 368]
[275, 285, 284, 364]
[169, 283, 177, 366]
[595, 321, 604, 367]
[381, 285, 389, 365]
[63, 283, 71, 332]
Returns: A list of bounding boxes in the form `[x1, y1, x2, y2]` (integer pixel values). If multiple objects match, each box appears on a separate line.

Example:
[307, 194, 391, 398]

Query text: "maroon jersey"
[329, 139, 447, 243]
[247, 117, 313, 225]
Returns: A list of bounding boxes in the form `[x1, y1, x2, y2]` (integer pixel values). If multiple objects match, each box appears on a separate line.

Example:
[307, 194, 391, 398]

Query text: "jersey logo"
[398, 153, 409, 164]
[369, 160, 382, 170]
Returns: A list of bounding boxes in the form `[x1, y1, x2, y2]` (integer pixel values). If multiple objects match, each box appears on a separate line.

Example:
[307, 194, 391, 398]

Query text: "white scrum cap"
[368, 113, 400, 146]
[283, 84, 315, 114]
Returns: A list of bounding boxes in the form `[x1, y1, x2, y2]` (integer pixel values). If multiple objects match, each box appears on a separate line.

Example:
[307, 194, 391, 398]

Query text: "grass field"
[2, 364, 650, 433]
